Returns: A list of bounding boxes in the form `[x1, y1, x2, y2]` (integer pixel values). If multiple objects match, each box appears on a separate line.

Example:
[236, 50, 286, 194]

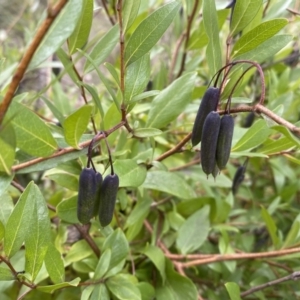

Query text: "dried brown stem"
[11, 180, 25, 193]
[0, 0, 69, 126]
[241, 271, 300, 297]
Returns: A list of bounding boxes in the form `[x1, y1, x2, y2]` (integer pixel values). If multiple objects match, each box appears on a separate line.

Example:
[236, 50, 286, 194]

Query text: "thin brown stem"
[101, 0, 116, 25]
[176, 0, 199, 78]
[11, 180, 25, 193]
[241, 271, 300, 297]
[0, 0, 69, 126]
[169, 158, 200, 172]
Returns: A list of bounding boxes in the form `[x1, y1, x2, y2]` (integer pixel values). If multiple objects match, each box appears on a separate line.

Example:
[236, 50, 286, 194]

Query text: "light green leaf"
[261, 206, 280, 248]
[282, 221, 300, 249]
[125, 1, 180, 66]
[203, 0, 222, 76]
[64, 240, 95, 265]
[0, 122, 15, 174]
[29, 0, 83, 69]
[106, 159, 147, 188]
[232, 19, 288, 57]
[234, 35, 292, 63]
[4, 182, 35, 257]
[142, 170, 196, 200]
[44, 168, 79, 191]
[68, 0, 93, 54]
[42, 96, 65, 125]
[271, 125, 300, 147]
[90, 284, 110, 300]
[84, 24, 119, 74]
[25, 184, 51, 281]
[232, 120, 271, 152]
[143, 245, 166, 283]
[56, 196, 79, 224]
[137, 282, 156, 300]
[63, 105, 92, 149]
[176, 206, 210, 254]
[123, 0, 141, 32]
[225, 282, 242, 300]
[0, 267, 15, 281]
[44, 243, 65, 284]
[5, 101, 58, 157]
[55, 47, 78, 83]
[125, 54, 150, 104]
[0, 173, 13, 196]
[230, 0, 262, 36]
[107, 274, 141, 300]
[134, 128, 162, 138]
[104, 62, 120, 87]
[260, 137, 295, 155]
[146, 72, 196, 128]
[131, 90, 160, 102]
[94, 249, 111, 279]
[0, 194, 14, 226]
[36, 278, 81, 293]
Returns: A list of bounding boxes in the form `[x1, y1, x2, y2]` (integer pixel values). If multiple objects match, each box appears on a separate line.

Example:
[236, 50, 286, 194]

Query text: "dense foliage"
[1, 0, 300, 299]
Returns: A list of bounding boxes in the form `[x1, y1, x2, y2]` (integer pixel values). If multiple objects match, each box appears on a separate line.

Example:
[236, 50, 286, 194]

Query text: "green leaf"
[203, 0, 222, 76]
[41, 96, 65, 125]
[107, 159, 147, 188]
[5, 101, 58, 157]
[25, 184, 51, 281]
[142, 170, 196, 200]
[64, 240, 95, 265]
[176, 206, 210, 254]
[131, 90, 160, 102]
[90, 284, 110, 300]
[225, 282, 242, 300]
[143, 245, 166, 283]
[125, 1, 180, 66]
[123, 0, 141, 32]
[232, 19, 288, 57]
[0, 173, 13, 196]
[260, 137, 295, 155]
[271, 125, 300, 147]
[44, 244, 65, 284]
[0, 221, 4, 242]
[0, 267, 15, 281]
[84, 24, 119, 74]
[137, 282, 156, 300]
[36, 278, 81, 293]
[0, 122, 15, 174]
[232, 120, 271, 152]
[44, 168, 79, 191]
[234, 35, 292, 63]
[56, 196, 79, 224]
[93, 249, 111, 279]
[146, 72, 196, 128]
[0, 194, 14, 226]
[104, 62, 120, 87]
[156, 260, 198, 300]
[282, 221, 300, 249]
[102, 228, 129, 275]
[133, 128, 162, 138]
[63, 105, 92, 149]
[125, 54, 150, 104]
[261, 206, 280, 248]
[230, 0, 262, 36]
[107, 274, 141, 300]
[68, 0, 93, 54]
[4, 182, 35, 257]
[29, 0, 83, 69]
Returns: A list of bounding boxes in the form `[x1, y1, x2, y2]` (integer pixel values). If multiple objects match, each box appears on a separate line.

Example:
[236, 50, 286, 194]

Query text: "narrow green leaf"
[143, 245, 166, 283]
[260, 137, 295, 155]
[232, 120, 271, 152]
[125, 1, 180, 66]
[234, 35, 292, 63]
[0, 267, 15, 281]
[225, 282, 242, 300]
[271, 125, 300, 147]
[41, 96, 65, 125]
[125, 54, 150, 104]
[44, 243, 65, 284]
[94, 249, 111, 279]
[4, 182, 35, 257]
[176, 206, 210, 254]
[5, 101, 58, 157]
[123, 0, 141, 32]
[104, 62, 120, 87]
[0, 194, 14, 226]
[84, 24, 119, 74]
[142, 170, 196, 200]
[146, 72, 196, 128]
[36, 278, 81, 293]
[261, 206, 280, 248]
[131, 90, 160, 102]
[203, 0, 222, 76]
[107, 274, 141, 300]
[25, 184, 51, 281]
[90, 284, 110, 300]
[282, 221, 300, 249]
[0, 122, 15, 174]
[29, 0, 83, 69]
[230, 0, 262, 36]
[56, 196, 79, 224]
[133, 128, 162, 138]
[68, 0, 93, 54]
[55, 47, 78, 83]
[0, 221, 4, 242]
[63, 105, 92, 149]
[232, 19, 288, 57]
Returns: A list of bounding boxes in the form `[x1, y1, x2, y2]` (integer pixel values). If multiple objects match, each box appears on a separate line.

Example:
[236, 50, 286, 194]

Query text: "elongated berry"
[232, 165, 246, 195]
[98, 174, 119, 227]
[191, 87, 220, 146]
[201, 111, 221, 176]
[77, 168, 102, 224]
[93, 172, 103, 217]
[242, 112, 255, 128]
[216, 114, 234, 170]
